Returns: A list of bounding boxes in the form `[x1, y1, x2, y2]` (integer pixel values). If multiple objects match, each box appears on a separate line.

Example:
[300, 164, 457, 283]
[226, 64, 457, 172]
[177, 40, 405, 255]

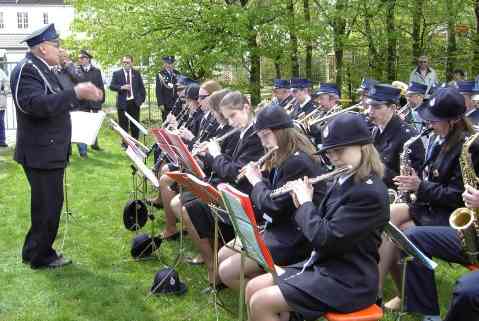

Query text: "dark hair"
[442, 117, 475, 154]
[453, 69, 465, 77]
[123, 55, 133, 62]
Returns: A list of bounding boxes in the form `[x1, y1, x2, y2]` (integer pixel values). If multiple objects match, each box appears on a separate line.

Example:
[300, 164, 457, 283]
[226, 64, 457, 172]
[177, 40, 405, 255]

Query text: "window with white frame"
[43, 12, 48, 25]
[17, 12, 28, 29]
[0, 12, 4, 29]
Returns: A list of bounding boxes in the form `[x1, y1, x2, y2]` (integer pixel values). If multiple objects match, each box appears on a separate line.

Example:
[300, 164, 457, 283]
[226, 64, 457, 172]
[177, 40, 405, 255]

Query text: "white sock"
[423, 315, 442, 321]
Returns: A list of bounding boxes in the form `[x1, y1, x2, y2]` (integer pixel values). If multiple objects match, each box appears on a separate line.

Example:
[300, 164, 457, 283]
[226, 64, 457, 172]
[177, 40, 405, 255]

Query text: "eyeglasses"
[122, 61, 132, 65]
[198, 95, 209, 100]
[419, 60, 428, 63]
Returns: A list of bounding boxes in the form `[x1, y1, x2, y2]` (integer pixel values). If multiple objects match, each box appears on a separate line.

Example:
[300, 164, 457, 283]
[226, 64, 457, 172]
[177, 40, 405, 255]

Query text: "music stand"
[125, 112, 151, 156]
[218, 183, 277, 321]
[384, 222, 437, 321]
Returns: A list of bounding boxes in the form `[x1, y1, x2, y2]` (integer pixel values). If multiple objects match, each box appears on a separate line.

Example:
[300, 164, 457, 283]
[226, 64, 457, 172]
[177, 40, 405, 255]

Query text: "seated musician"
[181, 91, 264, 290]
[217, 104, 327, 290]
[378, 87, 475, 310]
[178, 80, 222, 148]
[356, 78, 378, 110]
[245, 112, 389, 321]
[311, 82, 341, 116]
[289, 78, 315, 119]
[367, 84, 425, 189]
[272, 79, 294, 108]
[402, 81, 428, 132]
[157, 88, 235, 240]
[457, 80, 479, 125]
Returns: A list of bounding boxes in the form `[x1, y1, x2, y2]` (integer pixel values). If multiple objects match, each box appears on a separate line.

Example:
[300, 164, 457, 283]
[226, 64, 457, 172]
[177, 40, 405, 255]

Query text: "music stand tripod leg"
[396, 255, 413, 321]
[239, 248, 246, 321]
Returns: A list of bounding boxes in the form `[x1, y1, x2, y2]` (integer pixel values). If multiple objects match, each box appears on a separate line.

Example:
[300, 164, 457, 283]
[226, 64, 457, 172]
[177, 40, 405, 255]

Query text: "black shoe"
[79, 154, 88, 159]
[31, 256, 72, 269]
[146, 199, 163, 209]
[0, 143, 7, 147]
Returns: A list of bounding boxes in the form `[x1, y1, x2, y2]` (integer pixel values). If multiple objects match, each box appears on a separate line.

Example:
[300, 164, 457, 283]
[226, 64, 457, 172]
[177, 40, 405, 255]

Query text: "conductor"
[10, 24, 103, 269]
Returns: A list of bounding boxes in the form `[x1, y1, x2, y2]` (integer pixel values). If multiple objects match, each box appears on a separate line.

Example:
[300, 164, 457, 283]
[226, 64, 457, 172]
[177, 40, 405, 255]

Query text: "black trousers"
[445, 271, 479, 321]
[118, 100, 140, 139]
[404, 226, 468, 315]
[22, 166, 65, 267]
[161, 104, 173, 122]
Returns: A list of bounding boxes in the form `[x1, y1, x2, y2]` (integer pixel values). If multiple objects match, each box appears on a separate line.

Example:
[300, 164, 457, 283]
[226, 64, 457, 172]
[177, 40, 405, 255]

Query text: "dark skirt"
[185, 198, 235, 243]
[277, 266, 332, 321]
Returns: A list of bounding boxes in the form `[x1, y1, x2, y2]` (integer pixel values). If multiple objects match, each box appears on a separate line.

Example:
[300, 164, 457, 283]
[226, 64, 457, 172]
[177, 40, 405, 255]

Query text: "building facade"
[0, 0, 74, 68]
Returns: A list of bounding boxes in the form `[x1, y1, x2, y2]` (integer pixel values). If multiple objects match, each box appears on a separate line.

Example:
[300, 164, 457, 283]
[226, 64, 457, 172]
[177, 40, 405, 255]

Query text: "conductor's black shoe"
[0, 142, 7, 147]
[46, 256, 72, 269]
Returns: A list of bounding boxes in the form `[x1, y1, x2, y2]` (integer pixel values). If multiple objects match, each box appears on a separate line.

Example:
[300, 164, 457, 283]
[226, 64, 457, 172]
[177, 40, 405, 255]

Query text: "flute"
[191, 127, 241, 156]
[235, 146, 279, 183]
[269, 165, 353, 198]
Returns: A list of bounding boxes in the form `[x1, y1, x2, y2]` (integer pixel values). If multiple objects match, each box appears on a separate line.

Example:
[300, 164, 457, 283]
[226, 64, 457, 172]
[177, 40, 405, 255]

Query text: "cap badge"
[429, 98, 435, 107]
[170, 277, 176, 286]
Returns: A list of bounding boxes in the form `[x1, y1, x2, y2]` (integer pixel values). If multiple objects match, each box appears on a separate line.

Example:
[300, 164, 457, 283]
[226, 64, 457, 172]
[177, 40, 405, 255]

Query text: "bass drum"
[123, 199, 149, 231]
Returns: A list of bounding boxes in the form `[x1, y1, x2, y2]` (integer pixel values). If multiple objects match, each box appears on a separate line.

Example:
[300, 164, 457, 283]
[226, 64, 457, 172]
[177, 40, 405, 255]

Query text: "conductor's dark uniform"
[156, 56, 178, 121]
[10, 24, 80, 268]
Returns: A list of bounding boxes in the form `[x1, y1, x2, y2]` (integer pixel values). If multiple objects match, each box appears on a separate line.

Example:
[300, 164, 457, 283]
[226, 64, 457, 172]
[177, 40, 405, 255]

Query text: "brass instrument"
[307, 105, 359, 127]
[191, 127, 241, 156]
[395, 128, 433, 204]
[397, 103, 411, 120]
[270, 165, 353, 199]
[284, 98, 297, 115]
[450, 132, 479, 264]
[236, 146, 279, 183]
[388, 189, 399, 204]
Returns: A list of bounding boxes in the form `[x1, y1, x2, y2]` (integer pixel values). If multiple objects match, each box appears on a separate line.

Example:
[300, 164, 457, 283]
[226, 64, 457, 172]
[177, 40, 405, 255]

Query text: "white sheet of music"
[70, 111, 106, 145]
[125, 146, 159, 188]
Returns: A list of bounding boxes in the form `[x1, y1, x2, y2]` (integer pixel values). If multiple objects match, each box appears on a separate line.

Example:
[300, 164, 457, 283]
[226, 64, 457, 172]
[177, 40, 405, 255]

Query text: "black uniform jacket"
[250, 151, 327, 266]
[286, 174, 389, 313]
[109, 68, 146, 110]
[466, 108, 479, 125]
[155, 68, 177, 107]
[413, 134, 467, 226]
[201, 124, 240, 177]
[291, 99, 316, 119]
[373, 115, 425, 188]
[209, 125, 264, 194]
[78, 65, 105, 110]
[10, 52, 79, 169]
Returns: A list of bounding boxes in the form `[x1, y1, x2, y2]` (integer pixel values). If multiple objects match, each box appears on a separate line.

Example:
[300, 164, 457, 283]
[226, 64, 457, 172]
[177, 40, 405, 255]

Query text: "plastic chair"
[324, 304, 383, 321]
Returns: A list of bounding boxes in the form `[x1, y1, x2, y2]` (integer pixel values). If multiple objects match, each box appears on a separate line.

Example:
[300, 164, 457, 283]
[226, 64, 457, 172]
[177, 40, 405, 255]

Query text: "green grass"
[0, 117, 472, 321]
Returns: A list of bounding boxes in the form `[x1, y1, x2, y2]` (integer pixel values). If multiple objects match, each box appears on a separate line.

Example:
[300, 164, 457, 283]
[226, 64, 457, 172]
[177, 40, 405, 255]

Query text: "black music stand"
[384, 222, 438, 321]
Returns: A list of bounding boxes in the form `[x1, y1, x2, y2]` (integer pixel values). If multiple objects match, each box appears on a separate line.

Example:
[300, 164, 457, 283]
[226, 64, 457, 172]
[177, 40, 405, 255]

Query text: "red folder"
[166, 172, 222, 207]
[150, 128, 179, 166]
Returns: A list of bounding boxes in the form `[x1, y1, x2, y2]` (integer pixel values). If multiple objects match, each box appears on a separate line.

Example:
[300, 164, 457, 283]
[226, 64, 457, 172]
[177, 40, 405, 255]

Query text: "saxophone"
[449, 132, 479, 264]
[395, 128, 432, 204]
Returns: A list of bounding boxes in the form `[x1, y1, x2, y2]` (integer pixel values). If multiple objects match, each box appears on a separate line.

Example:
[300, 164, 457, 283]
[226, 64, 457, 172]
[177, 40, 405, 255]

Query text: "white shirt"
[240, 122, 254, 140]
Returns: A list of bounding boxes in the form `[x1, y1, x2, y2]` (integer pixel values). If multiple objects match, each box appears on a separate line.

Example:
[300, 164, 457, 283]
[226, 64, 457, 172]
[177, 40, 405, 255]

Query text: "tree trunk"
[274, 57, 282, 79]
[332, 0, 347, 89]
[411, 0, 424, 62]
[363, 4, 382, 79]
[473, 0, 479, 76]
[248, 29, 261, 106]
[303, 0, 312, 80]
[445, 0, 457, 82]
[385, 0, 397, 82]
[287, 0, 300, 77]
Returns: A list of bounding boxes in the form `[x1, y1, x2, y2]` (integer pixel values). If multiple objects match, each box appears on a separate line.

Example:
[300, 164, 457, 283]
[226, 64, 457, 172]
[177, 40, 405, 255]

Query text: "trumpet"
[284, 98, 297, 115]
[191, 127, 241, 156]
[307, 105, 359, 127]
[236, 146, 279, 183]
[296, 109, 324, 125]
[270, 165, 353, 198]
[397, 103, 411, 120]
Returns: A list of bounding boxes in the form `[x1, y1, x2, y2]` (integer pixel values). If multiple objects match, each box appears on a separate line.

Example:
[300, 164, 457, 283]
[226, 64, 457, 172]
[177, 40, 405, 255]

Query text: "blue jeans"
[0, 110, 5, 144]
[77, 143, 87, 156]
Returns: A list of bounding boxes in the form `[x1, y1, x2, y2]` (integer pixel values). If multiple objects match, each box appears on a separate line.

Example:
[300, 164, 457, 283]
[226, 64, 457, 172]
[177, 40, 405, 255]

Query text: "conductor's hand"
[243, 163, 262, 186]
[289, 177, 314, 208]
[120, 84, 131, 91]
[74, 82, 103, 101]
[393, 169, 421, 192]
[207, 140, 221, 158]
[463, 185, 479, 208]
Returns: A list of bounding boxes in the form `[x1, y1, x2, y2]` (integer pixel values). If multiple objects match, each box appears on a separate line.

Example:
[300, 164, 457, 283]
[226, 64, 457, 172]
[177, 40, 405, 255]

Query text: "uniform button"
[50, 139, 54, 143]
[297, 227, 301, 231]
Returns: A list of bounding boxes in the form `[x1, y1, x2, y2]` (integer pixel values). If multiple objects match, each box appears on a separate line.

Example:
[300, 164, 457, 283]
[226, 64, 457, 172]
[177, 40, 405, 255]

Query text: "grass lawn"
[0, 116, 472, 321]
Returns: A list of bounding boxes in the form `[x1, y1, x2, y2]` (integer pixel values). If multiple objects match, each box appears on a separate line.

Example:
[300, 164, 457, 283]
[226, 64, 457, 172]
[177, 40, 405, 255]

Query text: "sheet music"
[125, 146, 159, 188]
[385, 222, 438, 270]
[70, 111, 106, 145]
[125, 112, 148, 136]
